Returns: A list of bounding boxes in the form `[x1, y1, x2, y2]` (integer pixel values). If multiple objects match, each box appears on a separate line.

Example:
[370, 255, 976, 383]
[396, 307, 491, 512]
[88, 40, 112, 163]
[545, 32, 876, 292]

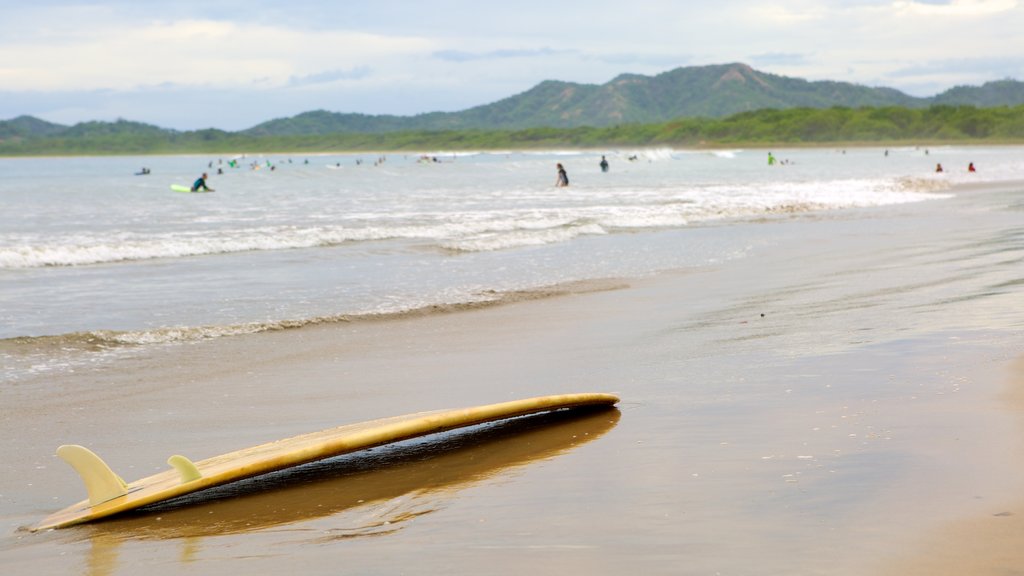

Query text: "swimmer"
[555, 163, 569, 187]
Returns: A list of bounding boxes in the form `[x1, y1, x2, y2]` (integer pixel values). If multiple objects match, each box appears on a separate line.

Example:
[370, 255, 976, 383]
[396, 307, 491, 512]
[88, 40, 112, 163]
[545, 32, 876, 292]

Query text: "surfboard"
[170, 184, 213, 193]
[32, 393, 619, 531]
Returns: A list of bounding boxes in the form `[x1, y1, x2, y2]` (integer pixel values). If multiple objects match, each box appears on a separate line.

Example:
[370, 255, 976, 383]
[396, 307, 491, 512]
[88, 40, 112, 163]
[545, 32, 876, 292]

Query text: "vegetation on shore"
[3, 105, 1024, 156]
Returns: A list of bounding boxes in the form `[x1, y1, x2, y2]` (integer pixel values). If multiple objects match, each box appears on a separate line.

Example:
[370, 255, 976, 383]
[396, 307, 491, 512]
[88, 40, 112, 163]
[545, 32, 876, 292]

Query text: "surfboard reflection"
[75, 405, 619, 546]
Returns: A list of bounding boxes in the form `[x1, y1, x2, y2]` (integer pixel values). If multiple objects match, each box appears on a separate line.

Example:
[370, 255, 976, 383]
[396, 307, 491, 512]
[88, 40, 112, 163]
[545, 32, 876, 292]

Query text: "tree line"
[3, 105, 1024, 156]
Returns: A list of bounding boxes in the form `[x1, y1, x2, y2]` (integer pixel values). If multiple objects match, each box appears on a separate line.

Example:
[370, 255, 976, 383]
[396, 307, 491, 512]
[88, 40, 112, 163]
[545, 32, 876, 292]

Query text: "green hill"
[243, 63, 931, 134]
[0, 115, 67, 138]
[5, 63, 1024, 155]
[60, 119, 172, 138]
[933, 79, 1024, 107]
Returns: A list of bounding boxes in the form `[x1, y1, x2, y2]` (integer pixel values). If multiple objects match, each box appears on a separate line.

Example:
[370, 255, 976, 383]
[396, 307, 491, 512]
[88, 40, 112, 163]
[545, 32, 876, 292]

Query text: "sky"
[2, 0, 1022, 131]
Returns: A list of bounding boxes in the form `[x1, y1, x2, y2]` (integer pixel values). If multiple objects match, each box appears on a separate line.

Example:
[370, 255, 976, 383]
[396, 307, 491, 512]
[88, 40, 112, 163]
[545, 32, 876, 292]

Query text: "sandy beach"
[2, 176, 1023, 575]
[880, 354, 1024, 576]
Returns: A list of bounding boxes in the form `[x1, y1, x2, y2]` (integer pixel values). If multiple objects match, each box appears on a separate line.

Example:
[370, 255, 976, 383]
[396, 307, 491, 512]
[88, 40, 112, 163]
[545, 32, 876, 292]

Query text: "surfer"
[555, 163, 569, 187]
[599, 156, 609, 173]
[191, 172, 214, 192]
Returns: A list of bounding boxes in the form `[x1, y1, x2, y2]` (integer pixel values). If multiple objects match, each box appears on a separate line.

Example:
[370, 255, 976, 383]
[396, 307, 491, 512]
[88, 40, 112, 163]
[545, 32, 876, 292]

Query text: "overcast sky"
[2, 0, 1021, 130]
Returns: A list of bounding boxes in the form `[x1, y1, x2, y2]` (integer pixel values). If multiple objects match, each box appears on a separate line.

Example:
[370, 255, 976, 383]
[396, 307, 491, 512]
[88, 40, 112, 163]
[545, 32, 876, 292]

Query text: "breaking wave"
[0, 176, 952, 269]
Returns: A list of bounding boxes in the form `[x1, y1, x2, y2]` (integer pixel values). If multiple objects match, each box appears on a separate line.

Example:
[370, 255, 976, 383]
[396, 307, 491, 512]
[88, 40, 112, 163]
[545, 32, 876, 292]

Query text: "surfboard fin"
[56, 445, 129, 506]
[167, 455, 202, 484]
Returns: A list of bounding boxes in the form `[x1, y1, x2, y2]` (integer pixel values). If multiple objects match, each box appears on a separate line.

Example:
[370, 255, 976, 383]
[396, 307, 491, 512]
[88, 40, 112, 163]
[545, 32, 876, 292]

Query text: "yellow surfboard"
[33, 393, 619, 531]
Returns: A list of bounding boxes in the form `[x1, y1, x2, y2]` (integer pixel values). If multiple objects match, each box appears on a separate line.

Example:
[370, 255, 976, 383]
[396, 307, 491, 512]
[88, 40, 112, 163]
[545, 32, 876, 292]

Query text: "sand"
[2, 180, 1023, 575]
[880, 355, 1024, 576]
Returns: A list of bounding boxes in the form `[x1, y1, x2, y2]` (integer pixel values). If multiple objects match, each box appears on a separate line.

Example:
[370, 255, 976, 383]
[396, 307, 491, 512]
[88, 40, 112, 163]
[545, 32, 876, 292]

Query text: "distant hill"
[0, 117, 172, 140]
[242, 63, 1024, 135]
[4, 63, 1024, 144]
[932, 79, 1024, 107]
[242, 110, 414, 136]
[439, 63, 922, 128]
[60, 119, 173, 138]
[0, 115, 67, 138]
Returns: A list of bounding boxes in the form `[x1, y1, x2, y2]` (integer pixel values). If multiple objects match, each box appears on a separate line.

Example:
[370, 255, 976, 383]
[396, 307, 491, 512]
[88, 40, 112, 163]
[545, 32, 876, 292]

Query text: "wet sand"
[3, 180, 1023, 575]
[880, 356, 1024, 576]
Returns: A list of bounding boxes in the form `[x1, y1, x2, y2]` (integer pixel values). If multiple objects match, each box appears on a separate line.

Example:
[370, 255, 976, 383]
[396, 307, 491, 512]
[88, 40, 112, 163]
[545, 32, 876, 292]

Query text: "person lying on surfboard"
[191, 173, 214, 192]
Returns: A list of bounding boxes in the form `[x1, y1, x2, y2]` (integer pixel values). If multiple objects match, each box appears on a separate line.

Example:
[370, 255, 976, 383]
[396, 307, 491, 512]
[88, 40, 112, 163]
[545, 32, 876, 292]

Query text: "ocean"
[0, 146, 1015, 382]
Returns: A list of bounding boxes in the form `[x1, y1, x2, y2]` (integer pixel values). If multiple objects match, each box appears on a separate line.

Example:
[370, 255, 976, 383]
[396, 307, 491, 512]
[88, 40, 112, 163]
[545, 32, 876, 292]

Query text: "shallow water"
[3, 146, 1014, 382]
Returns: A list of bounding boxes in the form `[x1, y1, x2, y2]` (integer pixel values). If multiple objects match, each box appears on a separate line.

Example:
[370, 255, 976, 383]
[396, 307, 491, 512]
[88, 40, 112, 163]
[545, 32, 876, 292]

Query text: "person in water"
[191, 172, 214, 192]
[935, 163, 944, 173]
[968, 162, 976, 172]
[599, 155, 609, 173]
[555, 163, 569, 187]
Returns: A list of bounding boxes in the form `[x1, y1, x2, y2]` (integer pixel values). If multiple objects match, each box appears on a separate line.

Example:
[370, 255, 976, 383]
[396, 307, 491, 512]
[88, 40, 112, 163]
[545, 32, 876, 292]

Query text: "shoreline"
[2, 276, 631, 343]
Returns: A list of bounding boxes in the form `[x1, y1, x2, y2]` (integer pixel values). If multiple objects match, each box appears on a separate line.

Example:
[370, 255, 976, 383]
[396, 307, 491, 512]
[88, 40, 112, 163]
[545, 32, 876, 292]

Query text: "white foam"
[0, 174, 956, 267]
[711, 150, 740, 159]
[442, 223, 608, 252]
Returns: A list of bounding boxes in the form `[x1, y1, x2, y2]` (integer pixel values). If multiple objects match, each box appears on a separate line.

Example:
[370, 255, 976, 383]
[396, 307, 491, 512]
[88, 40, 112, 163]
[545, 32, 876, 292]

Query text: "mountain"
[242, 110, 415, 136]
[0, 115, 67, 138]
[0, 117, 173, 140]
[448, 63, 923, 128]
[5, 63, 1024, 141]
[932, 79, 1024, 107]
[60, 119, 173, 138]
[242, 63, 935, 134]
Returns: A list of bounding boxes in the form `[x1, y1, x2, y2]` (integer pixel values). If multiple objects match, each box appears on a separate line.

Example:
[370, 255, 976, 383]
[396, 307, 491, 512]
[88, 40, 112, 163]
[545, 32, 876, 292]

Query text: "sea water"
[1, 146, 1017, 380]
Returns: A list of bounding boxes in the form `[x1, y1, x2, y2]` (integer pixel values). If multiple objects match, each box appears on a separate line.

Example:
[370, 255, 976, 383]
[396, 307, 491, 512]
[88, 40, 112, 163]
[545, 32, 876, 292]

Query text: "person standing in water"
[555, 163, 569, 187]
[599, 155, 609, 173]
[191, 172, 214, 192]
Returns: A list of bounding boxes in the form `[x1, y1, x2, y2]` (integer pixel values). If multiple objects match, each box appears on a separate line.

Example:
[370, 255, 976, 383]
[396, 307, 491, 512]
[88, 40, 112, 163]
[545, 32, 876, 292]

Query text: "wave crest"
[0, 176, 954, 268]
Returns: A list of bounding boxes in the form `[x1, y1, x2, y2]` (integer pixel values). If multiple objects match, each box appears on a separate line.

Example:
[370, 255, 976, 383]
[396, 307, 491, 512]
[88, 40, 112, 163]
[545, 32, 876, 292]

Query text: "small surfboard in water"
[32, 393, 619, 531]
[170, 184, 213, 193]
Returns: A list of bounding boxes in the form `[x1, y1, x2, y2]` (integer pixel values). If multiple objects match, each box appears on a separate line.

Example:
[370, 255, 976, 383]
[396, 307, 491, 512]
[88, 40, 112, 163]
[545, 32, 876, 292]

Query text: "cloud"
[432, 46, 690, 74]
[288, 66, 372, 87]
[750, 53, 811, 66]
[889, 56, 1024, 79]
[585, 52, 693, 68]
[433, 47, 576, 62]
[745, 2, 828, 24]
[893, 0, 1018, 15]
[0, 16, 433, 92]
